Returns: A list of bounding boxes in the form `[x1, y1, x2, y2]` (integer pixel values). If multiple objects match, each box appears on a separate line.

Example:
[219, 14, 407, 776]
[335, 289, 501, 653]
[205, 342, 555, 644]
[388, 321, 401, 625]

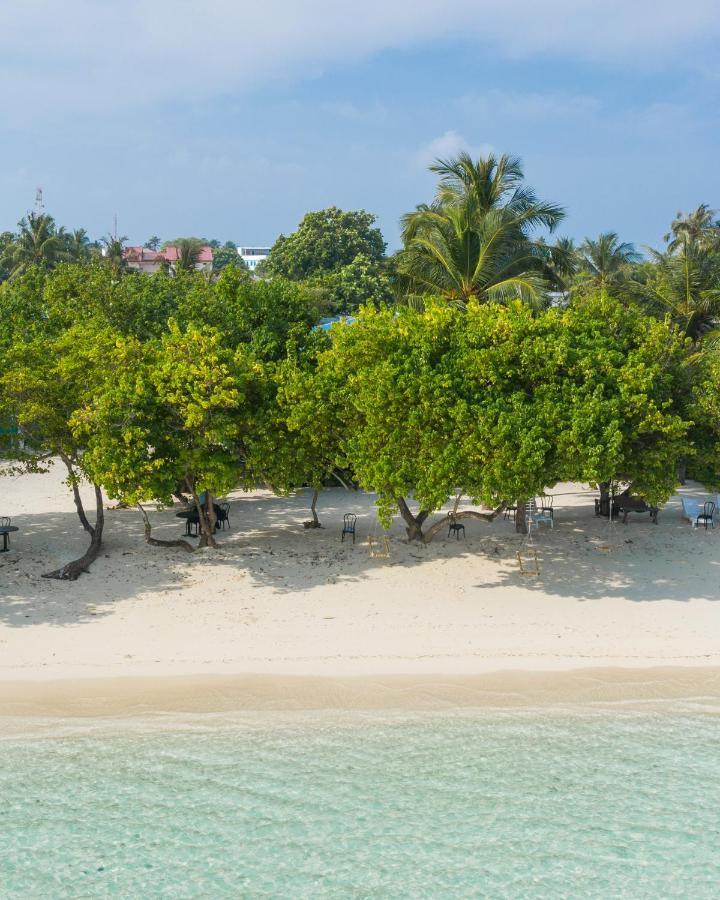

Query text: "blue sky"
[1, 1, 719, 252]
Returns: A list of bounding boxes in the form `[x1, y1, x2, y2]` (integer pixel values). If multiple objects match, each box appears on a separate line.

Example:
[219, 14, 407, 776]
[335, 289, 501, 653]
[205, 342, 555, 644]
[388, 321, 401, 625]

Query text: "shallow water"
[1, 709, 719, 898]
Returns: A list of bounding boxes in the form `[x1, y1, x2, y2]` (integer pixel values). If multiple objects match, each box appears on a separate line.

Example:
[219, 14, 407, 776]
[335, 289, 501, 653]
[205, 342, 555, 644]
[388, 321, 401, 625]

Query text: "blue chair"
[341, 513, 357, 544]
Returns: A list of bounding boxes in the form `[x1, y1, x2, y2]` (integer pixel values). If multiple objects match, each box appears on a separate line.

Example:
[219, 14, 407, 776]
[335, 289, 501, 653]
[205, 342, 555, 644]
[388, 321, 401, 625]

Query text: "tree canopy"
[262, 207, 386, 281]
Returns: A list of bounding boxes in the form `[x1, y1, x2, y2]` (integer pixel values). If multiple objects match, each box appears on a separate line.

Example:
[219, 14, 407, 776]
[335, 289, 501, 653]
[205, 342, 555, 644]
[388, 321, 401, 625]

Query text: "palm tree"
[575, 232, 641, 293]
[10, 212, 65, 276]
[640, 206, 720, 345]
[397, 153, 565, 307]
[100, 233, 128, 277]
[175, 238, 203, 272]
[67, 228, 91, 263]
[665, 204, 718, 254]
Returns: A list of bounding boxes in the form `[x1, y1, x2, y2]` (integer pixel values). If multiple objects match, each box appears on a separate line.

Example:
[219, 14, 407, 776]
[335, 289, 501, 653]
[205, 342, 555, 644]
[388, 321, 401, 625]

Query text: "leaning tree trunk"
[422, 504, 506, 543]
[397, 495, 505, 543]
[304, 489, 322, 528]
[515, 499, 528, 535]
[43, 483, 105, 580]
[137, 503, 194, 552]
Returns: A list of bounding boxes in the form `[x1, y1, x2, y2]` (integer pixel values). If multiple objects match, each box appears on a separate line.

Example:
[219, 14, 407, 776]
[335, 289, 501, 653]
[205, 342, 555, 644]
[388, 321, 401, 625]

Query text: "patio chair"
[341, 513, 357, 544]
[216, 501, 231, 530]
[697, 501, 715, 530]
[537, 495, 554, 520]
[526, 499, 553, 532]
[447, 514, 465, 540]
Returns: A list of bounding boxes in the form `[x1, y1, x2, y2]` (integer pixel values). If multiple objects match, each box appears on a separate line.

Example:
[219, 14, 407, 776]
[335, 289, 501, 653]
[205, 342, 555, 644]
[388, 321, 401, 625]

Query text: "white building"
[238, 246, 271, 271]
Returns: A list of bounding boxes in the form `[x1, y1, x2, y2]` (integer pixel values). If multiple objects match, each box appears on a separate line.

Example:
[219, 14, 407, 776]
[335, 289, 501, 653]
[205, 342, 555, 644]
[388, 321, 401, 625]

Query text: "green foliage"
[303, 253, 394, 315]
[285, 295, 691, 527]
[212, 241, 245, 273]
[573, 232, 641, 295]
[397, 153, 565, 307]
[75, 321, 260, 507]
[262, 207, 386, 280]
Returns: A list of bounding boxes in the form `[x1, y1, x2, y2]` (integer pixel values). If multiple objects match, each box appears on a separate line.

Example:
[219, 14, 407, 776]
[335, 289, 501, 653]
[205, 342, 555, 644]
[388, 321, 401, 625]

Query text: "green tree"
[0, 231, 15, 281]
[285, 296, 690, 540]
[574, 232, 641, 294]
[212, 241, 246, 274]
[145, 235, 162, 251]
[64, 228, 91, 263]
[0, 318, 118, 578]
[262, 207, 386, 280]
[100, 233, 128, 277]
[640, 206, 720, 344]
[76, 321, 254, 548]
[397, 153, 565, 308]
[9, 212, 66, 276]
[305, 253, 394, 316]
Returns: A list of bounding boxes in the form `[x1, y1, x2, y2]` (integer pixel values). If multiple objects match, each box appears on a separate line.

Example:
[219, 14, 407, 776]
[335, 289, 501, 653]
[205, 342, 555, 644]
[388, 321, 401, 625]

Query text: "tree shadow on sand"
[1, 485, 717, 629]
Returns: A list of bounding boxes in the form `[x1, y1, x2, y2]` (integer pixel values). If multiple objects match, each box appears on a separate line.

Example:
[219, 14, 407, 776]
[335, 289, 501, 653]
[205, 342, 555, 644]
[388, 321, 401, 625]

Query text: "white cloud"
[413, 131, 494, 169]
[0, 1, 718, 121]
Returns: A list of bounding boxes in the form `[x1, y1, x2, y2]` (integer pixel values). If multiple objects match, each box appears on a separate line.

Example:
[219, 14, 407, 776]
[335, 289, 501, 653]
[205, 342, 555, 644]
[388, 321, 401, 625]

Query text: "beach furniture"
[447, 514, 465, 539]
[537, 494, 554, 519]
[615, 490, 658, 524]
[175, 501, 223, 536]
[0, 517, 18, 552]
[696, 501, 715, 530]
[681, 497, 702, 526]
[526, 499, 553, 532]
[341, 513, 357, 544]
[216, 501, 231, 530]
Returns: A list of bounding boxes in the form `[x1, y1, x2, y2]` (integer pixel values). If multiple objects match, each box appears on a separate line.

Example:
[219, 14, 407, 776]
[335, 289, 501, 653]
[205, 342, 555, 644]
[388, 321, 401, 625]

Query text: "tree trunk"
[60, 453, 93, 534]
[598, 482, 611, 517]
[397, 497, 429, 542]
[515, 498, 528, 535]
[304, 489, 322, 528]
[677, 457, 687, 486]
[43, 484, 105, 580]
[137, 503, 195, 552]
[188, 483, 217, 549]
[422, 504, 506, 543]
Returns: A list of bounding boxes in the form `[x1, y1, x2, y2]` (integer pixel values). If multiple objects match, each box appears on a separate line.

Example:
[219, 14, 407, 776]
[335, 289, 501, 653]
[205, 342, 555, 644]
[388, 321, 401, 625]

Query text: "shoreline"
[2, 666, 720, 718]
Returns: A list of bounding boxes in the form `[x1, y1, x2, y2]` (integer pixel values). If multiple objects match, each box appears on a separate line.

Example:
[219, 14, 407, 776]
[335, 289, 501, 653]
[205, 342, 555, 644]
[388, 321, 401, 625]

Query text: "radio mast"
[35, 187, 44, 215]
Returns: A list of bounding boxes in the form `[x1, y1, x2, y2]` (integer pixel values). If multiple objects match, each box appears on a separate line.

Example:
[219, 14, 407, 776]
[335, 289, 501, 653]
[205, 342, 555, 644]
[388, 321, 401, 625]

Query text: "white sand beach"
[1, 462, 719, 708]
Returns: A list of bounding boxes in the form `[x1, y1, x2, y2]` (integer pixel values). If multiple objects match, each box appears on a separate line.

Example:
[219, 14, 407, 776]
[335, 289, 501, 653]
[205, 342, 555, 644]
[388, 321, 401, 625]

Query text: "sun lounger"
[681, 497, 702, 527]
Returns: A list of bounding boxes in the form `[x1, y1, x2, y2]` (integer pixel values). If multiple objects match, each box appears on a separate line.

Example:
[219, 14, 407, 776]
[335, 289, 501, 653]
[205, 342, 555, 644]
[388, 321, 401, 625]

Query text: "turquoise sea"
[1, 708, 719, 899]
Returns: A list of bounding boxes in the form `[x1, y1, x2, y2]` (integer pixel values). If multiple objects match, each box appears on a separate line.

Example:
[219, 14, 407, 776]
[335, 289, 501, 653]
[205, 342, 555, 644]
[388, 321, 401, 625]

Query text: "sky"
[1, 0, 719, 252]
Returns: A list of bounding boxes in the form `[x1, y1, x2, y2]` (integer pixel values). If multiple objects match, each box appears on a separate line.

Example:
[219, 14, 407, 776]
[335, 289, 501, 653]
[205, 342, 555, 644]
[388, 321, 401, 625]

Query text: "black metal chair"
[697, 501, 715, 530]
[216, 502, 231, 530]
[0, 516, 14, 552]
[447, 514, 465, 539]
[341, 513, 357, 544]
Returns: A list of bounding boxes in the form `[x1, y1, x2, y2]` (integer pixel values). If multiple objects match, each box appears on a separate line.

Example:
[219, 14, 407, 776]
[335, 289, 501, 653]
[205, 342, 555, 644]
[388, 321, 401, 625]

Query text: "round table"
[0, 525, 18, 552]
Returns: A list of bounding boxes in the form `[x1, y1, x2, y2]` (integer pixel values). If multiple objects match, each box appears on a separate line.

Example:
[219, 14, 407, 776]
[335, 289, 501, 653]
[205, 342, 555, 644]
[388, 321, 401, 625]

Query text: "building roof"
[123, 245, 214, 263]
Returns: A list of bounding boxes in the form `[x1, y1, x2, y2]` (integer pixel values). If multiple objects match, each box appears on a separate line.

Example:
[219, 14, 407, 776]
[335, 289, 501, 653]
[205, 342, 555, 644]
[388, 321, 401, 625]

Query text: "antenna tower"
[35, 187, 44, 215]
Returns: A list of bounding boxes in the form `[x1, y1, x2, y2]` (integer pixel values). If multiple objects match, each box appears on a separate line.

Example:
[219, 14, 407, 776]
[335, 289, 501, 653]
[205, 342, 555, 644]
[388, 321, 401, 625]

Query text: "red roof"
[123, 245, 214, 263]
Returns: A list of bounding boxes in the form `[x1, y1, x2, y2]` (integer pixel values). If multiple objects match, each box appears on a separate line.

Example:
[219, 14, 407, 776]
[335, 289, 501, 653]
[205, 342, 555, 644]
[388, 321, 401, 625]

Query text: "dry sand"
[1, 462, 719, 713]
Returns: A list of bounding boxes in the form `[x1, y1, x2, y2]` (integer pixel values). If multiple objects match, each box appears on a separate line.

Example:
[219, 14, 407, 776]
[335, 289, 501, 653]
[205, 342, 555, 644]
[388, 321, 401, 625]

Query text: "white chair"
[526, 499, 553, 532]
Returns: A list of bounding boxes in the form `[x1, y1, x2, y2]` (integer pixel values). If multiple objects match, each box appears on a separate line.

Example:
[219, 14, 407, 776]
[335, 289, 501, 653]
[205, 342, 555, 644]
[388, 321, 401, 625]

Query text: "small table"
[175, 506, 221, 536]
[0, 525, 18, 552]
